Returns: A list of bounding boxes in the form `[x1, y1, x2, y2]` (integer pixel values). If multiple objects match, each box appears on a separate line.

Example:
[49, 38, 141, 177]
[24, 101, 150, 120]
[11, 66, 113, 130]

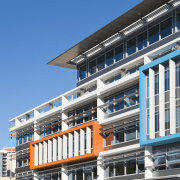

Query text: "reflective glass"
[46, 123, 51, 135]
[155, 112, 159, 132]
[127, 68, 136, 75]
[53, 100, 62, 108]
[80, 65, 86, 80]
[165, 70, 169, 91]
[176, 106, 180, 127]
[160, 18, 172, 39]
[155, 74, 159, 94]
[149, 25, 159, 45]
[24, 133, 28, 143]
[126, 159, 136, 174]
[115, 161, 124, 176]
[16, 138, 19, 146]
[19, 135, 22, 145]
[53, 121, 58, 133]
[106, 50, 114, 67]
[115, 100, 124, 111]
[97, 55, 105, 71]
[125, 95, 136, 107]
[115, 129, 124, 143]
[23, 160, 27, 166]
[176, 65, 180, 87]
[85, 167, 92, 180]
[167, 151, 180, 163]
[138, 31, 147, 50]
[177, 12, 180, 30]
[52, 173, 58, 180]
[29, 131, 33, 141]
[93, 166, 97, 179]
[125, 125, 136, 141]
[115, 45, 123, 62]
[137, 158, 144, 173]
[76, 169, 83, 180]
[127, 37, 136, 56]
[68, 170, 75, 180]
[154, 154, 166, 165]
[89, 60, 96, 75]
[45, 174, 51, 180]
[165, 109, 170, 129]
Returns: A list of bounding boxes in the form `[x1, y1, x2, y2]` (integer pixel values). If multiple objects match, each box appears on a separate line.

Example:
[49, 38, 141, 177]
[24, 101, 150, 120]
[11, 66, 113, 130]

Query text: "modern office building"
[0, 148, 16, 178]
[9, 0, 180, 179]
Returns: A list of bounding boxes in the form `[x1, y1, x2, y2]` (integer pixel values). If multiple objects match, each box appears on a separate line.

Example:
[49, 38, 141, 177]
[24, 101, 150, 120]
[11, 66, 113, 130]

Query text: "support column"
[58, 136, 62, 160]
[68, 133, 73, 158]
[97, 156, 104, 180]
[39, 142, 42, 165]
[145, 146, 153, 179]
[53, 138, 57, 161]
[149, 68, 155, 139]
[48, 139, 52, 163]
[97, 95, 104, 122]
[63, 135, 67, 159]
[144, 56, 152, 65]
[170, 59, 176, 134]
[62, 111, 68, 131]
[43, 141, 47, 164]
[80, 129, 85, 155]
[74, 131, 79, 156]
[61, 164, 68, 180]
[159, 64, 165, 137]
[86, 127, 91, 154]
[34, 172, 38, 180]
[35, 144, 38, 165]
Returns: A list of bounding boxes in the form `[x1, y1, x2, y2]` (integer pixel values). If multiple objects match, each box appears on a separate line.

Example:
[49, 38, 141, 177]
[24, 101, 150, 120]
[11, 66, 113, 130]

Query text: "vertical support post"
[80, 129, 85, 155]
[145, 146, 153, 178]
[10, 137, 12, 180]
[48, 139, 52, 163]
[97, 156, 104, 180]
[68, 133, 73, 158]
[58, 136, 62, 160]
[63, 135, 67, 159]
[97, 95, 104, 122]
[86, 127, 91, 154]
[149, 68, 155, 139]
[159, 64, 165, 137]
[35, 144, 39, 165]
[39, 142, 42, 165]
[61, 164, 68, 180]
[170, 59, 176, 134]
[74, 131, 79, 156]
[43, 141, 47, 164]
[53, 138, 57, 161]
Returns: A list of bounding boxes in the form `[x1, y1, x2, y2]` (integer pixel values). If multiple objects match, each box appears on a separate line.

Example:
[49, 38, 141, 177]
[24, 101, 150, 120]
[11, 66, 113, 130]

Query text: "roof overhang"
[48, 0, 170, 69]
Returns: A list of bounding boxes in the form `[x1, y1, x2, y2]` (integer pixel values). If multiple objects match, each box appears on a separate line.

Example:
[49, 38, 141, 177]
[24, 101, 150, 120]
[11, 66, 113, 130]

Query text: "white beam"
[68, 133, 73, 158]
[48, 139, 52, 163]
[39, 142, 42, 165]
[170, 59, 176, 134]
[43, 141, 47, 164]
[58, 136, 62, 160]
[63, 135, 67, 159]
[74, 131, 79, 156]
[53, 138, 57, 161]
[159, 64, 165, 137]
[80, 129, 85, 155]
[35, 144, 38, 165]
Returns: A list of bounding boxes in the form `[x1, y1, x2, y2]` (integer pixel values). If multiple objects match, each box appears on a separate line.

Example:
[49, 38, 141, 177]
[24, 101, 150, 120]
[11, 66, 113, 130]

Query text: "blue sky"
[0, 0, 143, 149]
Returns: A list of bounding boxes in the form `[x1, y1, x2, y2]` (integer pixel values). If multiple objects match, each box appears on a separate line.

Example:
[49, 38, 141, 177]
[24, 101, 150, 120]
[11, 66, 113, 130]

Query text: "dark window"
[127, 37, 136, 56]
[80, 65, 86, 80]
[115, 161, 124, 176]
[84, 167, 92, 180]
[149, 24, 159, 45]
[138, 31, 147, 51]
[177, 12, 180, 30]
[106, 50, 114, 67]
[165, 109, 170, 129]
[155, 74, 159, 94]
[97, 55, 105, 71]
[155, 112, 159, 132]
[160, 18, 172, 39]
[176, 65, 180, 87]
[89, 60, 96, 75]
[76, 169, 83, 180]
[126, 159, 136, 174]
[125, 125, 136, 141]
[165, 70, 169, 91]
[115, 45, 123, 62]
[115, 129, 124, 143]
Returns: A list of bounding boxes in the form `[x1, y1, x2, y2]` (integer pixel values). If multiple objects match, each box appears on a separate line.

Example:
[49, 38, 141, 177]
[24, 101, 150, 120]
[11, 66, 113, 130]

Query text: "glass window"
[45, 174, 51, 180]
[155, 112, 159, 132]
[165, 109, 170, 129]
[40, 106, 49, 114]
[80, 65, 86, 80]
[52, 121, 58, 133]
[115, 161, 124, 176]
[125, 125, 136, 141]
[154, 154, 166, 165]
[176, 106, 180, 127]
[53, 100, 62, 108]
[126, 159, 136, 174]
[68, 170, 75, 180]
[165, 70, 169, 91]
[29, 113, 34, 119]
[115, 45, 123, 62]
[105, 163, 114, 177]
[115, 129, 124, 143]
[127, 67, 136, 75]
[138, 31, 147, 51]
[76, 168, 83, 180]
[23, 160, 27, 166]
[85, 167, 92, 180]
[29, 131, 33, 141]
[97, 55, 105, 71]
[149, 24, 159, 45]
[24, 133, 28, 143]
[16, 138, 19, 146]
[125, 95, 136, 107]
[46, 124, 51, 135]
[176, 65, 180, 87]
[160, 18, 172, 39]
[93, 166, 97, 179]
[106, 50, 114, 67]
[155, 74, 159, 94]
[115, 100, 124, 111]
[137, 158, 144, 173]
[127, 37, 136, 56]
[77, 69, 79, 82]
[52, 173, 58, 180]
[167, 151, 180, 164]
[177, 12, 180, 30]
[19, 135, 22, 145]
[89, 60, 96, 75]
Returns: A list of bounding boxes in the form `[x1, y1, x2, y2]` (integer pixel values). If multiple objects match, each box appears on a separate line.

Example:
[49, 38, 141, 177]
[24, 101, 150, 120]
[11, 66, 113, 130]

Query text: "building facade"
[0, 148, 16, 178]
[9, 0, 180, 179]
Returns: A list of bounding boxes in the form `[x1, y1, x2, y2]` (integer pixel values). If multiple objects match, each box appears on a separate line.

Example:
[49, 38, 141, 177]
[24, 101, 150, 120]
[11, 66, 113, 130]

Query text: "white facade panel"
[86, 127, 91, 154]
[58, 136, 62, 160]
[80, 129, 85, 155]
[48, 139, 52, 163]
[53, 138, 57, 161]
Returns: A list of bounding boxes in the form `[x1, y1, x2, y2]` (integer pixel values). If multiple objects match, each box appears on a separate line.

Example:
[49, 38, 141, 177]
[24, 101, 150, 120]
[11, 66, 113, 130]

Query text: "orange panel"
[30, 121, 103, 170]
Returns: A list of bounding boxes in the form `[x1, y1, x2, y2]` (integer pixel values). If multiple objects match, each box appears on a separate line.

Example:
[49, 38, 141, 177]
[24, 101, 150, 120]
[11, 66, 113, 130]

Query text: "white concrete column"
[35, 144, 38, 165]
[53, 138, 57, 161]
[97, 95, 104, 122]
[159, 64, 165, 137]
[97, 156, 104, 180]
[68, 133, 73, 158]
[34, 120, 40, 141]
[63, 135, 67, 159]
[144, 56, 152, 65]
[43, 141, 47, 164]
[15, 118, 21, 126]
[80, 129, 85, 155]
[61, 164, 68, 180]
[62, 111, 68, 131]
[86, 127, 91, 154]
[62, 95, 68, 105]
[149, 68, 155, 139]
[48, 139, 52, 163]
[33, 172, 38, 180]
[39, 142, 42, 165]
[58, 136, 62, 160]
[74, 131, 79, 156]
[170, 59, 176, 134]
[145, 146, 153, 179]
[97, 79, 105, 89]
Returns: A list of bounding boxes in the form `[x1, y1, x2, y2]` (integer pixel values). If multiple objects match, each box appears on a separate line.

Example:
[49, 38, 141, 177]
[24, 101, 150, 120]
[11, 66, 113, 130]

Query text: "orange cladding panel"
[30, 121, 103, 170]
